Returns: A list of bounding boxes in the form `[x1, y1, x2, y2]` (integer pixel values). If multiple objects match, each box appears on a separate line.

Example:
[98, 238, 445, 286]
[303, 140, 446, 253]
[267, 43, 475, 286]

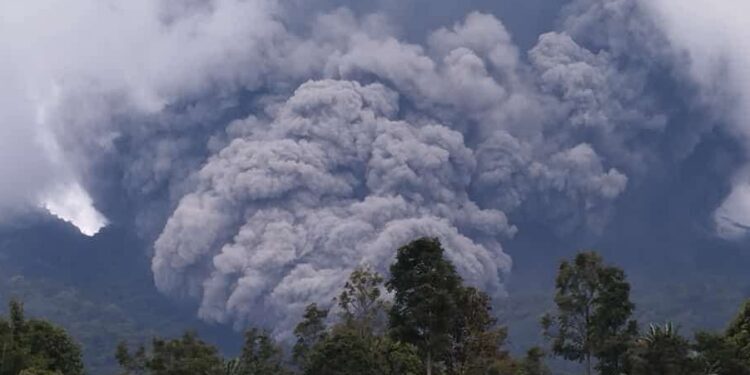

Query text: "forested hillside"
[0, 220, 241, 374]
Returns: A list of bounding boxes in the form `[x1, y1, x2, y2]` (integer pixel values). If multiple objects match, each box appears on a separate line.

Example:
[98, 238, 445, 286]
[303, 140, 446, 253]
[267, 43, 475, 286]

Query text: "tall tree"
[542, 251, 636, 375]
[447, 287, 515, 375]
[293, 303, 329, 369]
[236, 329, 289, 375]
[337, 265, 387, 336]
[590, 264, 638, 374]
[302, 264, 422, 375]
[518, 347, 550, 375]
[387, 237, 463, 375]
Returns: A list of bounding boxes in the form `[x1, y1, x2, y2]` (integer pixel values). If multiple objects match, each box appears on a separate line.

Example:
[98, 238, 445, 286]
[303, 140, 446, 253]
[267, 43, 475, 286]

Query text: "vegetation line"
[2, 238, 750, 374]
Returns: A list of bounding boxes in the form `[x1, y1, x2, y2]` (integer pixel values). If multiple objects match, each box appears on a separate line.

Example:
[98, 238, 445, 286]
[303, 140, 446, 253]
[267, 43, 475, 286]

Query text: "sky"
[1, 0, 748, 334]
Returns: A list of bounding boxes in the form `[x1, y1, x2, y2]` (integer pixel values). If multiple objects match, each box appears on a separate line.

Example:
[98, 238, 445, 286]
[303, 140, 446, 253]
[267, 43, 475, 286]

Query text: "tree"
[542, 251, 636, 375]
[0, 300, 84, 375]
[116, 332, 223, 375]
[726, 300, 750, 363]
[387, 237, 463, 375]
[337, 265, 387, 336]
[694, 331, 750, 375]
[223, 359, 243, 375]
[298, 264, 420, 375]
[293, 303, 329, 368]
[236, 329, 290, 375]
[378, 338, 424, 375]
[628, 323, 700, 375]
[303, 329, 382, 375]
[590, 264, 638, 374]
[517, 347, 549, 375]
[692, 300, 750, 375]
[116, 341, 147, 375]
[300, 264, 423, 375]
[303, 328, 423, 375]
[447, 287, 516, 375]
[22, 320, 85, 375]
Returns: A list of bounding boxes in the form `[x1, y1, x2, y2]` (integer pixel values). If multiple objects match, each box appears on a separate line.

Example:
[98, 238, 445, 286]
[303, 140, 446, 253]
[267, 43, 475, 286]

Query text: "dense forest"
[2, 237, 750, 374]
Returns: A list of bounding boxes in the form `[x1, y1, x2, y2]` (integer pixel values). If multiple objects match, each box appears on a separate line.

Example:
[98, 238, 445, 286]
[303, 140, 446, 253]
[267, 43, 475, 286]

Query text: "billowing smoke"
[640, 0, 750, 238]
[154, 79, 515, 328]
[1, 0, 746, 334]
[0, 50, 106, 233]
[151, 8, 646, 328]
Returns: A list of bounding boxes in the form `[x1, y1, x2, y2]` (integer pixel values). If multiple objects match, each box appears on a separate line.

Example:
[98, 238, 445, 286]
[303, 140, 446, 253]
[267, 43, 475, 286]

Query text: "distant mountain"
[0, 218, 240, 374]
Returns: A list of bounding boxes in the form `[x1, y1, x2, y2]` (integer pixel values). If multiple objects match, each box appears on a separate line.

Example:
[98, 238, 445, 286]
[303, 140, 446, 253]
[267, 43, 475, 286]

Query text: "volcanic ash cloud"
[153, 80, 516, 329]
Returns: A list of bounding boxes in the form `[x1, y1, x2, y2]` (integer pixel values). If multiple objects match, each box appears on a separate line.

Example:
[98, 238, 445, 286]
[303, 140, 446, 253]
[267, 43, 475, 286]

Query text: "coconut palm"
[630, 322, 701, 375]
[224, 359, 244, 375]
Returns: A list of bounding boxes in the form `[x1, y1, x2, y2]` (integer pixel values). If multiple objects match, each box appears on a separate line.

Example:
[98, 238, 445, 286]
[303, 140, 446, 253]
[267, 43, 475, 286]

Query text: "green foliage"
[223, 358, 242, 375]
[115, 341, 146, 375]
[12, 238, 750, 375]
[301, 265, 423, 375]
[447, 287, 517, 375]
[378, 338, 424, 375]
[0, 300, 84, 375]
[0, 268, 234, 375]
[303, 328, 386, 375]
[386, 238, 527, 375]
[116, 329, 287, 375]
[691, 301, 750, 375]
[387, 237, 463, 374]
[292, 303, 329, 368]
[236, 329, 290, 375]
[303, 328, 423, 375]
[727, 300, 750, 362]
[628, 323, 700, 375]
[542, 251, 636, 375]
[694, 331, 750, 375]
[337, 265, 387, 336]
[517, 347, 549, 375]
[116, 332, 223, 375]
[540, 254, 750, 375]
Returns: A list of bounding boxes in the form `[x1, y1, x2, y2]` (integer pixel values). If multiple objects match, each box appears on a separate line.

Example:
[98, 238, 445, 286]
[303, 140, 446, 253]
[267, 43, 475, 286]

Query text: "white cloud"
[42, 183, 108, 236]
[642, 0, 750, 238]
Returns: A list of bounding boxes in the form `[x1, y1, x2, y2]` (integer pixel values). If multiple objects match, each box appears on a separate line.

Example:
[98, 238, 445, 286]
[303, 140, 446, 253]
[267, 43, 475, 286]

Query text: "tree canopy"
[542, 251, 636, 375]
[4, 238, 750, 375]
[0, 300, 84, 375]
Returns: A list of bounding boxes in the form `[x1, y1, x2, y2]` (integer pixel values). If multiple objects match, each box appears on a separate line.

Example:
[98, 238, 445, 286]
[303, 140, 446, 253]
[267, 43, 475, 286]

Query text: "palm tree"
[630, 322, 701, 375]
[641, 322, 678, 344]
[224, 359, 244, 375]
